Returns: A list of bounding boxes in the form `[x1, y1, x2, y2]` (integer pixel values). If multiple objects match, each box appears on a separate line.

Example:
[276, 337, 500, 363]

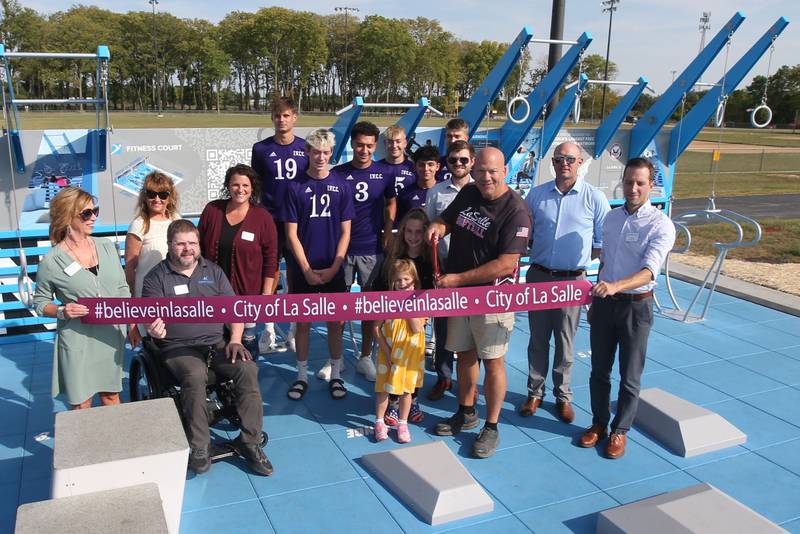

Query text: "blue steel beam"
[594, 77, 648, 159]
[540, 74, 589, 156]
[667, 16, 789, 164]
[439, 27, 534, 152]
[0, 43, 26, 172]
[395, 97, 430, 141]
[628, 11, 746, 158]
[498, 32, 592, 162]
[330, 96, 364, 164]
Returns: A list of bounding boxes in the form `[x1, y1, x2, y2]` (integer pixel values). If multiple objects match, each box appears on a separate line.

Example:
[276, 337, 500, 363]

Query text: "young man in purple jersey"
[328, 121, 397, 382]
[380, 125, 416, 196]
[396, 145, 440, 223]
[251, 96, 309, 351]
[436, 118, 470, 182]
[284, 129, 354, 401]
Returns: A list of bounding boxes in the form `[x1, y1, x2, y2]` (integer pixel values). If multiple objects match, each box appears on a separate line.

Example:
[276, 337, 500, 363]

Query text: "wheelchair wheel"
[260, 431, 268, 447]
[129, 356, 158, 401]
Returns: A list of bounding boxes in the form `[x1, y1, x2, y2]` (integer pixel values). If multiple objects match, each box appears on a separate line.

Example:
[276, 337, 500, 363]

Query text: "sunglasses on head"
[552, 155, 578, 165]
[447, 156, 471, 166]
[78, 207, 100, 221]
[146, 190, 170, 200]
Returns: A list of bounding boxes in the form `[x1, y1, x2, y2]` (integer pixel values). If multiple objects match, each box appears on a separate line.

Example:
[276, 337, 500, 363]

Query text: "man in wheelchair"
[141, 219, 272, 476]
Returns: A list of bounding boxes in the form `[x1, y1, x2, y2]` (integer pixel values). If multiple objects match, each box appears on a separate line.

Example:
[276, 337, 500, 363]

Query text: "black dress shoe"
[235, 437, 273, 476]
[189, 447, 211, 474]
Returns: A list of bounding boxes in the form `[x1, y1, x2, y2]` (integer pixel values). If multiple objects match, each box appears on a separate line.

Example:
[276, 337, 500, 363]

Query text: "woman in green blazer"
[34, 187, 131, 409]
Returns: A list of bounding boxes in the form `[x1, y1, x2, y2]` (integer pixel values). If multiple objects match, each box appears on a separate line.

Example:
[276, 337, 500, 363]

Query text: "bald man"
[520, 142, 610, 423]
[426, 147, 531, 458]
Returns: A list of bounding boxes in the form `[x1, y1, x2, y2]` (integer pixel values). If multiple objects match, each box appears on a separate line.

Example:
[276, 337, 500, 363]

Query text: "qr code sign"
[206, 148, 251, 200]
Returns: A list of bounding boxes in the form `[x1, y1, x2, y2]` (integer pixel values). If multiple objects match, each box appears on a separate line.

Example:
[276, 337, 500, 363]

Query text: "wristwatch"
[56, 306, 66, 320]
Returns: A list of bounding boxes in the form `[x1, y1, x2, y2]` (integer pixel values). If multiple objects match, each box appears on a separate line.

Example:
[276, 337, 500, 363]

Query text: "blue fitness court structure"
[2, 274, 800, 533]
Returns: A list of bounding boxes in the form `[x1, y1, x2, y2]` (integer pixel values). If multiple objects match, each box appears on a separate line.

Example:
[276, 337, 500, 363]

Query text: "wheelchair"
[128, 338, 267, 461]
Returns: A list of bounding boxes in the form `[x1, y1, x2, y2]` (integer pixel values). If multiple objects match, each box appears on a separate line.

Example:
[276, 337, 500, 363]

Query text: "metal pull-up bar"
[565, 78, 656, 93]
[13, 98, 105, 105]
[529, 38, 579, 45]
[3, 52, 105, 59]
[335, 102, 444, 116]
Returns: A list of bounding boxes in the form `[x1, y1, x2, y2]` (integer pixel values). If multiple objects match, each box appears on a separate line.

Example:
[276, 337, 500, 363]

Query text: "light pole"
[599, 0, 619, 119]
[149, 0, 162, 116]
[334, 6, 359, 105]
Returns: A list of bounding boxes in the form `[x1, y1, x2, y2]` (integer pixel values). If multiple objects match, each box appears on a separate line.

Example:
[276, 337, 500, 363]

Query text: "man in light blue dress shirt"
[579, 157, 675, 459]
[520, 142, 609, 423]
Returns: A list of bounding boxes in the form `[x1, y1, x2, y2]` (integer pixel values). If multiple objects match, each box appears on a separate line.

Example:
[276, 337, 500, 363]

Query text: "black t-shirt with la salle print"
[439, 183, 531, 285]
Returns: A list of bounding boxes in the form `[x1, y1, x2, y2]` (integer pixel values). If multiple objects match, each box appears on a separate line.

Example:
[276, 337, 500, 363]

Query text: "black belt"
[531, 263, 585, 278]
[606, 290, 654, 302]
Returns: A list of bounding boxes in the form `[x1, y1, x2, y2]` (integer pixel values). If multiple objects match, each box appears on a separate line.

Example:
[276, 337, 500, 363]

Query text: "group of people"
[32, 95, 675, 479]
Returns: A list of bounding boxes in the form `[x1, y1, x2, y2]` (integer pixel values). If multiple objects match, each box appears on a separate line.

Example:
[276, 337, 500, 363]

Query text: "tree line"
[0, 1, 797, 124]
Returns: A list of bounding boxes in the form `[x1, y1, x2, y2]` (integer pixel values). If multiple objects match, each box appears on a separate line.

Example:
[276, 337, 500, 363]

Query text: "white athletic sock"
[398, 419, 408, 425]
[297, 360, 308, 382]
[330, 358, 341, 380]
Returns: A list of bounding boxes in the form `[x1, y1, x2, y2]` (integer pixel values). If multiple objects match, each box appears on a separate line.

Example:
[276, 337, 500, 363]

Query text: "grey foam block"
[15, 483, 169, 534]
[361, 440, 493, 525]
[54, 397, 188, 469]
[597, 483, 787, 533]
[634, 388, 746, 457]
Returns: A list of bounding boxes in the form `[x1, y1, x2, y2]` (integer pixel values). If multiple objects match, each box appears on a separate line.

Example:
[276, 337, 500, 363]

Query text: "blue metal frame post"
[330, 96, 364, 164]
[593, 77, 648, 158]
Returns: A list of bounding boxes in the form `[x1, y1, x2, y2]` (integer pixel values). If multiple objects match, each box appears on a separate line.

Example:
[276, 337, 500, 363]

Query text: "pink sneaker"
[396, 423, 411, 443]
[374, 420, 389, 442]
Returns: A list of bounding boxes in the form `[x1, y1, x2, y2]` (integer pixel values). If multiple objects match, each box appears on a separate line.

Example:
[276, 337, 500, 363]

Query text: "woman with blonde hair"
[34, 187, 131, 409]
[124, 172, 180, 343]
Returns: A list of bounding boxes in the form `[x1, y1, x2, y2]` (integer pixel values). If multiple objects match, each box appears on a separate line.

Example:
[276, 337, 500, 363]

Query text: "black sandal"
[329, 378, 347, 400]
[287, 380, 308, 400]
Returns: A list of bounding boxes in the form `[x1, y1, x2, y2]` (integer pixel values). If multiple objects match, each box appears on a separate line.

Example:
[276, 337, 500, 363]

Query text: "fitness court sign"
[80, 280, 592, 324]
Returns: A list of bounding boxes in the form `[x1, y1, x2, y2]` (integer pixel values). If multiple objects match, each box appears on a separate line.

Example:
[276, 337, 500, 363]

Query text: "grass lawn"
[675, 218, 800, 263]
[672, 171, 800, 199]
[694, 128, 800, 148]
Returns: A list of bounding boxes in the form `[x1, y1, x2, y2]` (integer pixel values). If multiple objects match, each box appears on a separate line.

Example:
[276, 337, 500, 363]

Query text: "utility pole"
[149, 0, 162, 116]
[547, 0, 566, 113]
[335, 6, 359, 106]
[599, 0, 619, 119]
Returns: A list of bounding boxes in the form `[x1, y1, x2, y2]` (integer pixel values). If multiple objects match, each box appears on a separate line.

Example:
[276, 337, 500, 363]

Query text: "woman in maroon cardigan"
[198, 164, 278, 357]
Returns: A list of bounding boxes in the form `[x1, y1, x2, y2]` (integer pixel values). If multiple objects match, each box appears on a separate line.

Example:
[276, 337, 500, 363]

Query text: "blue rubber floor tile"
[182, 456, 258, 512]
[0, 433, 25, 487]
[505, 400, 592, 444]
[17, 474, 51, 506]
[740, 386, 800, 428]
[645, 331, 722, 368]
[0, 482, 19, 534]
[261, 478, 403, 534]
[465, 442, 599, 512]
[538, 436, 678, 491]
[650, 315, 708, 337]
[779, 345, 800, 362]
[247, 432, 359, 499]
[0, 389, 29, 437]
[687, 452, 800, 525]
[714, 322, 800, 352]
[181, 499, 274, 534]
[761, 317, 800, 336]
[679, 359, 785, 397]
[604, 470, 701, 504]
[361, 475, 512, 533]
[424, 412, 535, 460]
[727, 351, 800, 387]
[705, 398, 800, 450]
[671, 328, 766, 359]
[289, 376, 376, 432]
[755, 438, 800, 477]
[625, 426, 749, 470]
[515, 492, 617, 534]
[445, 515, 533, 533]
[640, 370, 733, 406]
[24, 393, 68, 435]
[780, 517, 800, 533]
[20, 431, 54, 481]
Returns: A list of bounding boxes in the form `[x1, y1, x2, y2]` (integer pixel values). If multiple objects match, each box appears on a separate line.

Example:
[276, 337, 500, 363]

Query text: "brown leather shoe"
[518, 396, 541, 417]
[556, 401, 575, 423]
[579, 424, 608, 448]
[605, 432, 627, 459]
[426, 379, 451, 401]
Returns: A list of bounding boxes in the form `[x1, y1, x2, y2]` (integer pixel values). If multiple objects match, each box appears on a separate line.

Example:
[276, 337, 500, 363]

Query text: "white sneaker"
[316, 359, 346, 381]
[357, 356, 376, 382]
[286, 323, 296, 353]
[258, 324, 276, 353]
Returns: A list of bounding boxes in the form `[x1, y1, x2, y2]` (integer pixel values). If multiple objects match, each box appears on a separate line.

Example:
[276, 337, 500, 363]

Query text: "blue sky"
[20, 0, 798, 94]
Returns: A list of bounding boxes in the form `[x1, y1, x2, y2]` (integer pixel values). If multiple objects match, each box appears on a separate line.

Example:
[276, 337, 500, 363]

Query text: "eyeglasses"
[78, 207, 100, 221]
[171, 240, 199, 248]
[146, 190, 170, 200]
[447, 156, 471, 166]
[552, 155, 578, 165]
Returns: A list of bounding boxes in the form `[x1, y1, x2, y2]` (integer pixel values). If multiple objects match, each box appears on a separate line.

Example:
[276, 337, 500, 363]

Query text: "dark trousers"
[589, 295, 653, 433]
[163, 342, 263, 450]
[433, 316, 454, 381]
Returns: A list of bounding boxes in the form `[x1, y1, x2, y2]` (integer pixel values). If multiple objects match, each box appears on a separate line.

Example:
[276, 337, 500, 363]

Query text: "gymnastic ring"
[573, 97, 582, 124]
[750, 104, 772, 129]
[507, 96, 531, 125]
[713, 101, 726, 128]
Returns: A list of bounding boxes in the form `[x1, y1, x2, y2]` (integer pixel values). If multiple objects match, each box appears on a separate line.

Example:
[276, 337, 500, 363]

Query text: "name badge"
[241, 231, 255, 242]
[625, 233, 639, 242]
[64, 262, 81, 277]
[174, 284, 189, 295]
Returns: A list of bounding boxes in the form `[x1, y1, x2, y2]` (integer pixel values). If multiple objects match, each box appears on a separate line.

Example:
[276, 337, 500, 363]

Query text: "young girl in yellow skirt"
[373, 259, 426, 443]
